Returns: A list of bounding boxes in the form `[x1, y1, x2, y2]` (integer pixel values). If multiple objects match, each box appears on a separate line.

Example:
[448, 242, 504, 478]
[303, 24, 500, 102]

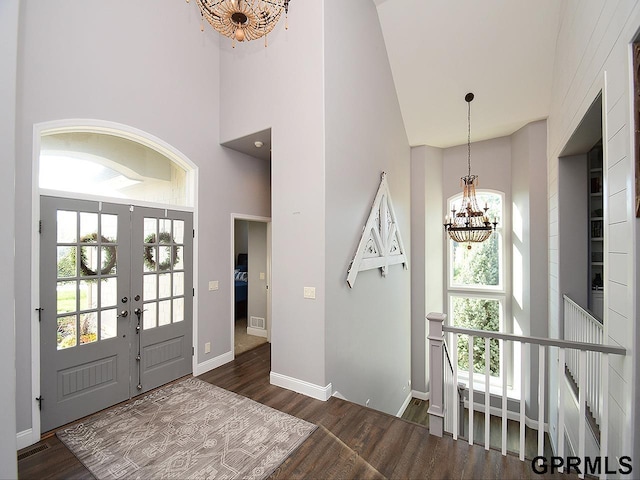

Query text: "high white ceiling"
[374, 0, 563, 148]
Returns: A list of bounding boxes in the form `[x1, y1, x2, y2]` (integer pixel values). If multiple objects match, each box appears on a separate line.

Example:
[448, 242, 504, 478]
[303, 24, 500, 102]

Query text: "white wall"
[15, 0, 270, 440]
[324, 0, 411, 415]
[410, 145, 443, 395]
[0, 0, 19, 476]
[547, 0, 640, 465]
[219, 1, 327, 390]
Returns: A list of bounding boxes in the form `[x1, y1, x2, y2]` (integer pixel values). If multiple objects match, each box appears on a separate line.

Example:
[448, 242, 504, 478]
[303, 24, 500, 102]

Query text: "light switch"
[303, 287, 316, 299]
[259, 272, 265, 280]
[204, 342, 211, 353]
[208, 281, 219, 291]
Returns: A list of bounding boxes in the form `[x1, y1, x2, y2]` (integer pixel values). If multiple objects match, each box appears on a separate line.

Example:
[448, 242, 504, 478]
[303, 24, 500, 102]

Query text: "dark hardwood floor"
[18, 343, 577, 479]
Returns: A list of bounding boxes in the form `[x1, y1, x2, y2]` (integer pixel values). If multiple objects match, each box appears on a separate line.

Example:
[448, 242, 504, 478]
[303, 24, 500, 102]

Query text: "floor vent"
[17, 443, 49, 461]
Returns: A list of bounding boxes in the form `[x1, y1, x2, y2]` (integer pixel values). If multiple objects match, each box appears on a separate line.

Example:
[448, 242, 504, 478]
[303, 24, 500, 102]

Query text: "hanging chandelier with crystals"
[189, 0, 291, 47]
[443, 93, 498, 249]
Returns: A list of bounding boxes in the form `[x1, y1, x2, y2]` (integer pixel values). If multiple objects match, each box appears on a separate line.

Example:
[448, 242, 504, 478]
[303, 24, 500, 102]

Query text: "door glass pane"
[158, 300, 171, 327]
[173, 272, 184, 296]
[57, 246, 77, 278]
[101, 214, 118, 242]
[159, 219, 171, 243]
[143, 302, 157, 330]
[158, 246, 173, 272]
[143, 246, 157, 272]
[80, 245, 99, 277]
[173, 220, 184, 244]
[173, 298, 184, 323]
[144, 218, 157, 242]
[101, 308, 117, 340]
[143, 274, 157, 301]
[80, 212, 98, 241]
[158, 273, 171, 298]
[57, 210, 77, 243]
[57, 315, 77, 349]
[101, 278, 117, 307]
[79, 312, 98, 345]
[174, 246, 183, 271]
[101, 246, 117, 275]
[57, 281, 76, 314]
[79, 280, 98, 311]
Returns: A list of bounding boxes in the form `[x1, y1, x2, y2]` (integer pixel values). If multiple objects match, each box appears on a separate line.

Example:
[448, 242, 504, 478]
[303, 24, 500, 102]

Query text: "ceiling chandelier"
[443, 93, 497, 249]
[188, 0, 291, 47]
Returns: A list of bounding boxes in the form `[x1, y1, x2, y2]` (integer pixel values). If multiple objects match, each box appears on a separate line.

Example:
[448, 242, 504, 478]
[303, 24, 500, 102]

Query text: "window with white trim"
[447, 190, 505, 382]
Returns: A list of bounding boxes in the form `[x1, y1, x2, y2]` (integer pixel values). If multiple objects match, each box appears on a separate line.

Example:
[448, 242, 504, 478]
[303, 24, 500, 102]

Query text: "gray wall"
[0, 0, 19, 476]
[14, 0, 271, 436]
[511, 120, 548, 420]
[247, 222, 268, 324]
[324, 0, 411, 415]
[234, 220, 248, 261]
[557, 155, 589, 308]
[219, 1, 327, 389]
[410, 145, 443, 395]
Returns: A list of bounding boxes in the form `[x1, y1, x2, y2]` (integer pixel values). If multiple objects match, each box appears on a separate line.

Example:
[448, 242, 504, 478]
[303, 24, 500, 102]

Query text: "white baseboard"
[411, 390, 429, 401]
[17, 428, 37, 450]
[270, 372, 332, 401]
[193, 350, 234, 376]
[246, 327, 267, 338]
[397, 392, 413, 417]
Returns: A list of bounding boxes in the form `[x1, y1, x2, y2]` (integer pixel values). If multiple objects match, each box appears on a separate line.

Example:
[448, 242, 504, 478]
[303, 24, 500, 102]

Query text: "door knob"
[118, 310, 128, 318]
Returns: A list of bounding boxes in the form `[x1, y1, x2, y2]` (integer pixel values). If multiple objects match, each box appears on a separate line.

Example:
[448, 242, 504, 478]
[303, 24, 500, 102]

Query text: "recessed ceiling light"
[254, 141, 264, 148]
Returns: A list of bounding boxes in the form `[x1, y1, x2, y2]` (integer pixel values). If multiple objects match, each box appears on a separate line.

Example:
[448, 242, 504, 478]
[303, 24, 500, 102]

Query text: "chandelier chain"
[467, 99, 471, 178]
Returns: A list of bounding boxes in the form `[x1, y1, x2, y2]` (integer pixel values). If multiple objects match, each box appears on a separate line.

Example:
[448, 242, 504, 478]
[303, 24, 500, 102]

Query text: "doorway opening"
[232, 216, 271, 356]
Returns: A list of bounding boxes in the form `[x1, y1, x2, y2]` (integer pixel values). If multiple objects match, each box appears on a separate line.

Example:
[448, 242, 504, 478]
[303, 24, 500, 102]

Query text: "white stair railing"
[427, 312, 625, 480]
[564, 294, 604, 425]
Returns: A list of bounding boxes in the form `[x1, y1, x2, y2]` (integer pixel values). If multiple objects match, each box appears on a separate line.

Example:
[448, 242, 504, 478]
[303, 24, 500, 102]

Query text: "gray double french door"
[40, 196, 193, 433]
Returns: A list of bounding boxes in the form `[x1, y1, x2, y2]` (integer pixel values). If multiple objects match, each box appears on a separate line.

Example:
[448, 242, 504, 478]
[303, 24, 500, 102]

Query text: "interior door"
[40, 197, 193, 433]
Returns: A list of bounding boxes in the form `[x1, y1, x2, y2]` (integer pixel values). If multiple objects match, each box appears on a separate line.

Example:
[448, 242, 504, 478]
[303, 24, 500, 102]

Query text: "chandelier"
[443, 93, 497, 249]
[189, 0, 291, 47]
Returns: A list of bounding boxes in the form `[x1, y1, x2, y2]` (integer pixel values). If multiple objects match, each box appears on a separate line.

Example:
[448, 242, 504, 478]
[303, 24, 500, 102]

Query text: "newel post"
[427, 312, 447, 437]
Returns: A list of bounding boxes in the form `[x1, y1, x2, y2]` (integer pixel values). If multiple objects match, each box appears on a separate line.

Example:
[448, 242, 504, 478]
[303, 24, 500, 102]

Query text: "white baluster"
[558, 347, 565, 473]
[520, 342, 526, 461]
[600, 353, 609, 480]
[501, 338, 507, 456]
[485, 337, 490, 451]
[468, 335, 474, 446]
[453, 333, 459, 441]
[578, 350, 587, 480]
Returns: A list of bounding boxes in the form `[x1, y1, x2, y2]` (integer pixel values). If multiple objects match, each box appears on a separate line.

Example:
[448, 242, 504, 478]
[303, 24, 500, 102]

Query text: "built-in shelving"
[588, 141, 603, 319]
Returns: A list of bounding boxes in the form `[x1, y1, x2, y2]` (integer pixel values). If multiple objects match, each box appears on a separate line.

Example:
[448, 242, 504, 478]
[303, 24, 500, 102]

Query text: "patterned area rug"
[57, 378, 317, 480]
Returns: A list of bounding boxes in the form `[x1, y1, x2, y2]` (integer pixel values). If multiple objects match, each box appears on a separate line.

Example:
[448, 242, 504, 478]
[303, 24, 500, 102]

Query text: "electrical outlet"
[259, 272, 265, 280]
[204, 342, 211, 353]
[303, 287, 316, 299]
[208, 281, 219, 291]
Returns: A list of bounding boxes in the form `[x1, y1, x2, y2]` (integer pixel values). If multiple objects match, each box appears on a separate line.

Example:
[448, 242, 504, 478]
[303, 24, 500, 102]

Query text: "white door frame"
[230, 213, 272, 356]
[25, 119, 199, 448]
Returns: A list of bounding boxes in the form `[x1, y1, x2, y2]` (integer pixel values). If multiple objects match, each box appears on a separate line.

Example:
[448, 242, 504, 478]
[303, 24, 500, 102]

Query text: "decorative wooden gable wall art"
[347, 172, 408, 288]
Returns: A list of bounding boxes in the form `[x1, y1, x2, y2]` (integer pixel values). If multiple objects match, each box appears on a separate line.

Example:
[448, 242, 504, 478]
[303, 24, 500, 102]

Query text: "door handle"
[118, 310, 128, 318]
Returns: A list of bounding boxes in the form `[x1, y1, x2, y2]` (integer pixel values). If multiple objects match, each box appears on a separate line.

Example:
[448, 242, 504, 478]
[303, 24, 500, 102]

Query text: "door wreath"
[144, 232, 179, 271]
[80, 233, 117, 277]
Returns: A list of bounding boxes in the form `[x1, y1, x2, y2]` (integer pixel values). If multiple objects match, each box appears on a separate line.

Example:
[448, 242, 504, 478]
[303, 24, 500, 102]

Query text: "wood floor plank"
[18, 343, 579, 479]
